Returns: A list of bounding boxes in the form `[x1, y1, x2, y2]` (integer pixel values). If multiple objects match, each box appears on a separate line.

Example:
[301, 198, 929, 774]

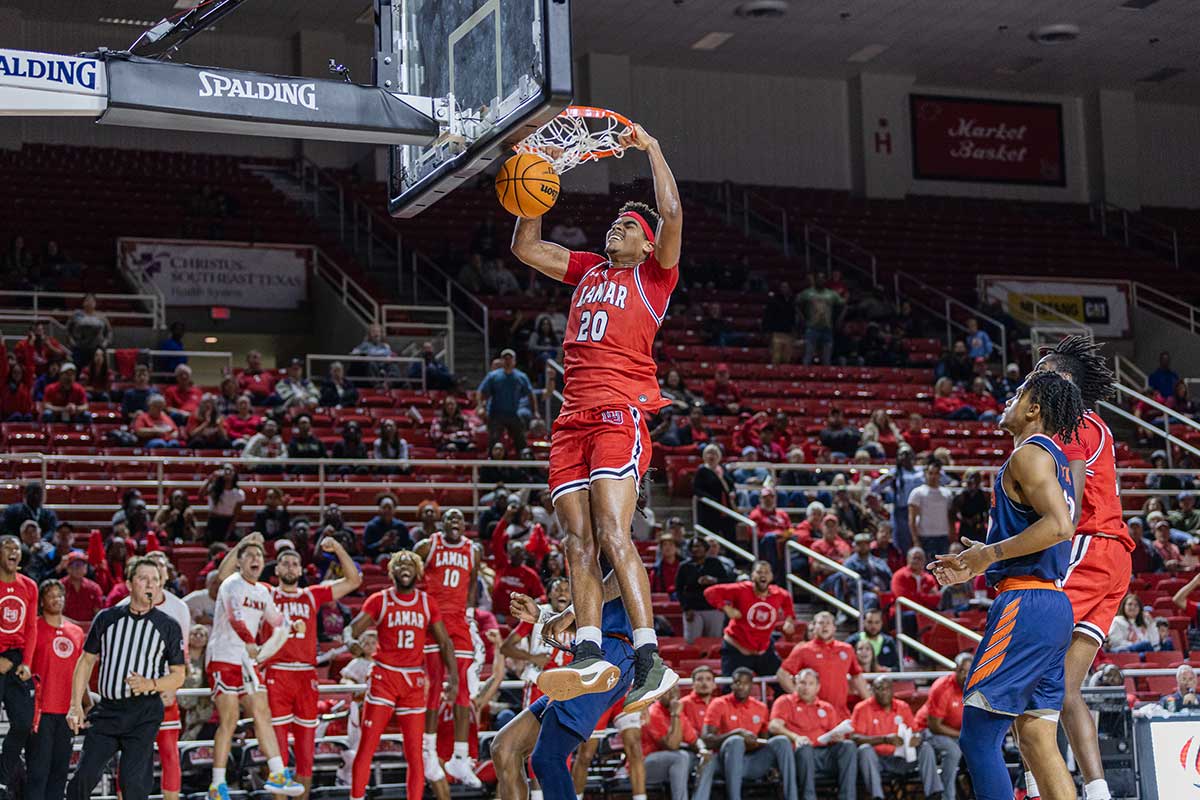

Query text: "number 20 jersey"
[559, 251, 678, 417]
[361, 587, 441, 670]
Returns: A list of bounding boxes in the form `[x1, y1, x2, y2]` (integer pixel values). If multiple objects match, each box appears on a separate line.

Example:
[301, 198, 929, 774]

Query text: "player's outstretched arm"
[620, 124, 681, 270]
[511, 216, 570, 281]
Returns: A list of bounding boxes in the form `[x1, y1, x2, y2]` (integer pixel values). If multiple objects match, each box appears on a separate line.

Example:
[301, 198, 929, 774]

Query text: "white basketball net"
[516, 106, 633, 175]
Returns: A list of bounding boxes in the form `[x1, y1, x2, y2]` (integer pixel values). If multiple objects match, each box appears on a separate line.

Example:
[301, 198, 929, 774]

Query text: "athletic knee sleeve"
[960, 706, 1015, 800]
[157, 729, 181, 793]
[292, 724, 316, 778]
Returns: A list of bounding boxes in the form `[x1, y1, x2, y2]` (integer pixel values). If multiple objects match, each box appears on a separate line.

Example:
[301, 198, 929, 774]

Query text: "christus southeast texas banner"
[119, 238, 310, 309]
[980, 277, 1130, 338]
[910, 95, 1066, 186]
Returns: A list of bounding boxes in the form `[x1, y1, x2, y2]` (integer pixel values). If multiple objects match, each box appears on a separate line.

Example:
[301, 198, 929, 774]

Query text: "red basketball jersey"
[421, 534, 474, 628]
[363, 587, 441, 669]
[1054, 411, 1132, 550]
[267, 584, 335, 667]
[559, 251, 677, 416]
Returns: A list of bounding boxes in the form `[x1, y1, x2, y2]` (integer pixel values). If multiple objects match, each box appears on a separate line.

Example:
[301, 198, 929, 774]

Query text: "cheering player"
[0, 536, 36, 798]
[502, 576, 574, 707]
[511, 122, 681, 711]
[206, 537, 303, 800]
[930, 372, 1086, 800]
[415, 507, 483, 787]
[1030, 335, 1126, 800]
[344, 550, 457, 800]
[265, 538, 361, 799]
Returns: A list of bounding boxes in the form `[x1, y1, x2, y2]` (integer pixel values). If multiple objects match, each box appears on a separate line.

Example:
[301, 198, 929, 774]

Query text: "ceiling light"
[734, 1, 789, 20]
[1120, 0, 1160, 8]
[1029, 23, 1080, 44]
[847, 44, 888, 63]
[204, 336, 219, 344]
[98, 17, 159, 27]
[1137, 67, 1184, 83]
[692, 32, 734, 51]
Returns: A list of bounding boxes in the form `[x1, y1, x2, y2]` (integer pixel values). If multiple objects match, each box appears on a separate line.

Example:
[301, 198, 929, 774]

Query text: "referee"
[66, 556, 186, 800]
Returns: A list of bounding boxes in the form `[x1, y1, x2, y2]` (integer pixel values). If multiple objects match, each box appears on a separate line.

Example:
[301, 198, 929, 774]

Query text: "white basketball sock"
[1084, 779, 1111, 800]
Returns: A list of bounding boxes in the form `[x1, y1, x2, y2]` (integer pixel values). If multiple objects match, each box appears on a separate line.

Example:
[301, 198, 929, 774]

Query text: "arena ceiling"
[11, 0, 1200, 103]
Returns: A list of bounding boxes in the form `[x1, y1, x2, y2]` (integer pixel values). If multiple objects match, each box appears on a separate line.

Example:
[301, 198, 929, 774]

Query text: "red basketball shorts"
[265, 666, 320, 728]
[549, 405, 652, 503]
[365, 665, 426, 716]
[207, 659, 262, 696]
[423, 648, 472, 709]
[1063, 534, 1133, 646]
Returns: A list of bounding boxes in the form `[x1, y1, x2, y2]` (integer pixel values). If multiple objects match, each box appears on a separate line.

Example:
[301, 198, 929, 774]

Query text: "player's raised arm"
[511, 216, 571, 282]
[620, 124, 681, 270]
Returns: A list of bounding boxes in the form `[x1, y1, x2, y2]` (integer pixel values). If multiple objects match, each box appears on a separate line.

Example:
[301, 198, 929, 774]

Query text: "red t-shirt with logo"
[922, 673, 964, 731]
[0, 574, 39, 662]
[702, 581, 794, 654]
[703, 693, 769, 737]
[32, 618, 85, 716]
[641, 700, 698, 756]
[781, 638, 862, 717]
[681, 690, 714, 734]
[851, 696, 915, 756]
[769, 694, 843, 745]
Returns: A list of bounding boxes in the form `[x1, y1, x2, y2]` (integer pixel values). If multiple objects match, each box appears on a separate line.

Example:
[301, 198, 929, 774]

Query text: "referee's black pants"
[66, 695, 163, 800]
[0, 670, 34, 791]
[26, 712, 73, 800]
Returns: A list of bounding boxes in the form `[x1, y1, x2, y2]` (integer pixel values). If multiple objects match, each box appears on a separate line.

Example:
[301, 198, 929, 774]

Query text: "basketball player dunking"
[510, 122, 680, 712]
[1025, 336, 1129, 800]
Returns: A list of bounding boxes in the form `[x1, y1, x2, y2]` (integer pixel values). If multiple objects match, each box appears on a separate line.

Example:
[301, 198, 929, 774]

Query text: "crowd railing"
[305, 353, 427, 390]
[0, 288, 165, 329]
[893, 597, 982, 669]
[693, 496, 760, 558]
[785, 539, 863, 625]
[145, 349, 234, 380]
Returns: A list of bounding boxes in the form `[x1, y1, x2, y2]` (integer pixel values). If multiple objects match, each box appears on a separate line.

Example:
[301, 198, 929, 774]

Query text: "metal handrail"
[693, 523, 757, 563]
[978, 276, 1093, 336]
[1130, 281, 1200, 336]
[143, 349, 233, 379]
[1092, 200, 1181, 269]
[305, 353, 426, 389]
[0, 289, 165, 329]
[411, 251, 491, 371]
[740, 190, 791, 256]
[1115, 353, 1149, 391]
[1098, 399, 1200, 466]
[312, 248, 379, 325]
[694, 496, 759, 558]
[802, 222, 879, 288]
[785, 539, 864, 623]
[893, 269, 1008, 357]
[893, 596, 982, 670]
[379, 304, 454, 373]
[786, 573, 860, 618]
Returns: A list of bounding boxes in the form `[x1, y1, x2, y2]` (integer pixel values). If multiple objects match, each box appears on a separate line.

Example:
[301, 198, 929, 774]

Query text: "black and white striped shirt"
[83, 605, 184, 701]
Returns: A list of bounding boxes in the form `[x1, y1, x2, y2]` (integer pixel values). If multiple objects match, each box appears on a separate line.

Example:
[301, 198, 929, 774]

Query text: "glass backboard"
[377, 0, 572, 218]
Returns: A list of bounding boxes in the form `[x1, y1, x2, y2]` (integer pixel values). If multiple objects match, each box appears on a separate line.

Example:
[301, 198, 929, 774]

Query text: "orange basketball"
[495, 153, 560, 217]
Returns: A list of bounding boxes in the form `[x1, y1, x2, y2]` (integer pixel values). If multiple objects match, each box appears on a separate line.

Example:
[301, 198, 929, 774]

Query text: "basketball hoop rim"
[517, 105, 634, 167]
[560, 106, 634, 158]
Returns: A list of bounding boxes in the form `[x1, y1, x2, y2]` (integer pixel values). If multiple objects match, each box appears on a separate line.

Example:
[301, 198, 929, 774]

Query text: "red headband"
[621, 211, 656, 243]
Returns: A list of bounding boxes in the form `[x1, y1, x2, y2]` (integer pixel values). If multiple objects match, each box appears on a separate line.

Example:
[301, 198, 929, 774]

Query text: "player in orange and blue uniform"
[930, 371, 1086, 800]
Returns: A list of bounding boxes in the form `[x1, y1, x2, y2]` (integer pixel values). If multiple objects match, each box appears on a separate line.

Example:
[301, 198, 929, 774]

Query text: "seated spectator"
[655, 404, 712, 449]
[319, 361, 359, 408]
[456, 252, 487, 292]
[237, 350, 277, 403]
[0, 340, 35, 421]
[79, 347, 112, 402]
[13, 321, 68, 377]
[479, 442, 530, 487]
[1147, 351, 1178, 399]
[1166, 380, 1199, 419]
[33, 362, 63, 404]
[892, 546, 940, 608]
[185, 393, 229, 449]
[961, 377, 1001, 422]
[702, 363, 742, 416]
[640, 686, 707, 800]
[920, 654, 970, 800]
[62, 550, 104, 621]
[66, 293, 112, 368]
[3, 480, 58, 537]
[840, 534, 893, 610]
[810, 514, 851, 579]
[830, 486, 865, 533]
[132, 394, 181, 448]
[704, 560, 797, 677]
[932, 377, 972, 420]
[851, 677, 942, 800]
[964, 317, 992, 360]
[993, 362, 1022, 403]
[413, 499, 443, 542]
[1154, 617, 1176, 651]
[770, 668, 857, 800]
[223, 394, 261, 447]
[935, 340, 973, 385]
[952, 469, 989, 542]
[1107, 593, 1160, 652]
[701, 667, 797, 800]
[243, 418, 288, 462]
[409, 340, 457, 390]
[3, 235, 34, 283]
[777, 611, 867, 719]
[272, 357, 320, 409]
[846, 608, 900, 671]
[693, 444, 735, 538]
[1170, 491, 1200, 534]
[372, 418, 410, 463]
[287, 414, 327, 466]
[732, 446, 770, 506]
[430, 396, 479, 452]
[860, 409, 905, 459]
[659, 369, 698, 416]
[252, 488, 291, 540]
[819, 408, 861, 458]
[41, 362, 90, 423]
[121, 363, 156, 419]
[332, 421, 370, 473]
[160, 364, 201, 424]
[216, 374, 241, 416]
[650, 531, 681, 594]
[675, 536, 735, 642]
[1151, 516, 1185, 572]
[1161, 664, 1199, 711]
[155, 489, 197, 543]
[854, 638, 884, 673]
[351, 324, 401, 382]
[363, 495, 413, 561]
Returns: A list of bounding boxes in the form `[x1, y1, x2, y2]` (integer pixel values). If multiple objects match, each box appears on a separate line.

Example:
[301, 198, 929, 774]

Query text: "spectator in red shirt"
[0, 340, 35, 421]
[0, 535, 38, 792]
[810, 515, 851, 579]
[750, 487, 792, 537]
[641, 686, 706, 800]
[164, 364, 203, 424]
[40, 363, 90, 423]
[891, 547, 941, 609]
[223, 394, 261, 446]
[236, 350, 277, 403]
[777, 611, 868, 718]
[701, 667, 798, 800]
[961, 377, 1001, 422]
[681, 664, 718, 734]
[851, 677, 942, 800]
[703, 363, 742, 416]
[61, 550, 104, 621]
[792, 502, 824, 547]
[704, 560, 796, 677]
[492, 542, 544, 622]
[916, 652, 970, 800]
[769, 667, 856, 800]
[871, 524, 905, 575]
[932, 377, 970, 419]
[1151, 517, 1184, 572]
[650, 532, 681, 594]
[27, 578, 86, 800]
[132, 394, 182, 449]
[14, 321, 68, 377]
